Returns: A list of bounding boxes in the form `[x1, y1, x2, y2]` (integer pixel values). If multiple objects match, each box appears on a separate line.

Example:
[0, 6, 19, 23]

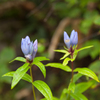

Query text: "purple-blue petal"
[25, 36, 31, 44]
[21, 36, 38, 61]
[70, 30, 78, 47]
[64, 31, 70, 49]
[21, 38, 30, 55]
[29, 41, 34, 54]
[25, 54, 33, 61]
[32, 39, 38, 59]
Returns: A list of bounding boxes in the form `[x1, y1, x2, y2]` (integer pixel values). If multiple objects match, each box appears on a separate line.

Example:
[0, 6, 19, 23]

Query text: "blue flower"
[64, 30, 78, 49]
[21, 36, 38, 61]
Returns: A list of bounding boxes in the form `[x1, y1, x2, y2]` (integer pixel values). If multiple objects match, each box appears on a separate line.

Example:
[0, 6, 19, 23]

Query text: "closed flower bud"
[21, 36, 38, 61]
[64, 30, 78, 49]
[64, 31, 70, 49]
[70, 30, 78, 47]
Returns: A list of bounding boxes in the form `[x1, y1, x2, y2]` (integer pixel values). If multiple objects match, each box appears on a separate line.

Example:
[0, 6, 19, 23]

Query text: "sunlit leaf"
[3, 71, 32, 83]
[63, 58, 71, 66]
[60, 53, 70, 60]
[74, 68, 99, 82]
[74, 80, 95, 93]
[60, 88, 69, 100]
[33, 80, 53, 100]
[73, 73, 82, 83]
[60, 88, 88, 100]
[33, 61, 46, 78]
[77, 45, 93, 52]
[41, 97, 59, 100]
[46, 63, 72, 72]
[70, 92, 88, 100]
[34, 56, 49, 62]
[54, 49, 68, 53]
[11, 63, 29, 89]
[68, 82, 75, 93]
[9, 57, 26, 63]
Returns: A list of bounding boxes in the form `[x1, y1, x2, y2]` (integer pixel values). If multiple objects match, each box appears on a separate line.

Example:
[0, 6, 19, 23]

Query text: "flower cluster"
[64, 30, 78, 49]
[21, 36, 38, 61]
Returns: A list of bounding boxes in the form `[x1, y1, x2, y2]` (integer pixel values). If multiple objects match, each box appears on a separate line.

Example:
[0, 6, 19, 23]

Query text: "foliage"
[0, 0, 100, 99]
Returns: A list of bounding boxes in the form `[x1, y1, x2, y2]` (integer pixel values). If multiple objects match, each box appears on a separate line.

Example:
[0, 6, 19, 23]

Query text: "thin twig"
[27, 0, 47, 17]
[44, 7, 53, 22]
[48, 18, 71, 60]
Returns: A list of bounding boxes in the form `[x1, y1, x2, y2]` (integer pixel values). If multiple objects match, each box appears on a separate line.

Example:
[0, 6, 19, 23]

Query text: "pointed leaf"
[77, 45, 93, 52]
[41, 97, 59, 100]
[33, 80, 53, 100]
[73, 73, 82, 83]
[60, 88, 69, 100]
[9, 57, 26, 63]
[63, 58, 71, 66]
[3, 71, 14, 77]
[34, 57, 49, 62]
[46, 63, 72, 72]
[22, 73, 32, 83]
[68, 82, 75, 93]
[74, 68, 99, 82]
[75, 80, 95, 93]
[33, 61, 46, 78]
[11, 63, 29, 89]
[54, 50, 68, 53]
[60, 53, 70, 60]
[70, 92, 88, 100]
[3, 71, 32, 83]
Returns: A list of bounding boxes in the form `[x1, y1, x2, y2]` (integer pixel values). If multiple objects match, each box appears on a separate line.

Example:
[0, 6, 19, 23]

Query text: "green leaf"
[73, 73, 82, 83]
[70, 92, 88, 100]
[54, 49, 68, 53]
[46, 63, 72, 72]
[11, 63, 29, 89]
[34, 56, 49, 62]
[60, 88, 69, 100]
[63, 58, 71, 66]
[33, 61, 46, 78]
[60, 53, 70, 60]
[41, 97, 59, 100]
[89, 60, 100, 74]
[3, 71, 14, 77]
[60, 87, 88, 100]
[22, 73, 32, 83]
[33, 80, 53, 100]
[74, 80, 95, 93]
[68, 82, 75, 93]
[77, 45, 93, 52]
[3, 71, 32, 83]
[72, 50, 78, 61]
[74, 68, 99, 82]
[9, 57, 26, 63]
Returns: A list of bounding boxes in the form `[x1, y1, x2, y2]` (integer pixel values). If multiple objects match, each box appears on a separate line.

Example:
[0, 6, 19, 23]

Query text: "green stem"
[66, 91, 71, 100]
[67, 53, 74, 100]
[30, 66, 36, 100]
[71, 53, 74, 83]
[71, 61, 73, 82]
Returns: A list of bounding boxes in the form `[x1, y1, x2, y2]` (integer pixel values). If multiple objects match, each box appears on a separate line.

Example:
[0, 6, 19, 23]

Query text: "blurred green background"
[0, 0, 100, 100]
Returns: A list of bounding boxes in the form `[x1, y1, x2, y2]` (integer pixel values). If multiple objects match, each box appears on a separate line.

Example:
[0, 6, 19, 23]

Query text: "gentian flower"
[21, 36, 38, 61]
[64, 30, 78, 49]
